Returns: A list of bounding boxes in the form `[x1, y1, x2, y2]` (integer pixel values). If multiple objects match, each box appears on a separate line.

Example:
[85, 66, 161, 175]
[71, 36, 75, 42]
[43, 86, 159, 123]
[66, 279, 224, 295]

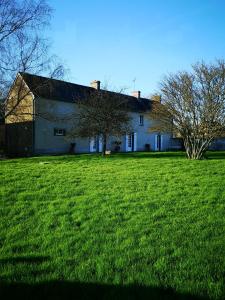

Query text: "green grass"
[1, 151, 225, 299]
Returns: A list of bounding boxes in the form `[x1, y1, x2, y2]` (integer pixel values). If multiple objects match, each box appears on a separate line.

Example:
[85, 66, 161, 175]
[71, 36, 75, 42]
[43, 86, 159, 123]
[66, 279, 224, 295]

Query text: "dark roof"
[20, 72, 152, 112]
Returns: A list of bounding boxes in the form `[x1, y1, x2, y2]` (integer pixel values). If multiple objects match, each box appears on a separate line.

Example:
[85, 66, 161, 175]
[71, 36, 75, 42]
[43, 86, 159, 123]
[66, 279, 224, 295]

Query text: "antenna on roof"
[132, 77, 136, 90]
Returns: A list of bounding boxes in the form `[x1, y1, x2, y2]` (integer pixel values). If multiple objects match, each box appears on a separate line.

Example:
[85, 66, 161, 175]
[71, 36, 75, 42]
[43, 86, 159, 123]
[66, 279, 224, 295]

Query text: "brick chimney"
[90, 80, 100, 90]
[132, 91, 141, 99]
[151, 94, 161, 103]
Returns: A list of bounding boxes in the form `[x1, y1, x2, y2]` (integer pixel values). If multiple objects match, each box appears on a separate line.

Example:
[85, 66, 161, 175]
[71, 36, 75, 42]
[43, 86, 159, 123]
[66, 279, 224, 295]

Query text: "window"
[128, 134, 132, 148]
[93, 137, 97, 149]
[54, 128, 66, 136]
[139, 115, 144, 126]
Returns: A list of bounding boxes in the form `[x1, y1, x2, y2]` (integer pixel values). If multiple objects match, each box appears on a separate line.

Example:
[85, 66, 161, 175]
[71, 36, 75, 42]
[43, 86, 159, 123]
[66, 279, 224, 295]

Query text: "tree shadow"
[0, 256, 50, 265]
[112, 152, 186, 160]
[205, 151, 225, 160]
[0, 280, 209, 300]
[114, 151, 225, 160]
[3, 151, 225, 163]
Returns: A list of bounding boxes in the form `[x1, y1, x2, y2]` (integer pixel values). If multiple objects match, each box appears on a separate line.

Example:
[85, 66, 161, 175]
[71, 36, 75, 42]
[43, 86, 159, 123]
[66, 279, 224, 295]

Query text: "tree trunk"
[102, 134, 107, 157]
[184, 137, 211, 160]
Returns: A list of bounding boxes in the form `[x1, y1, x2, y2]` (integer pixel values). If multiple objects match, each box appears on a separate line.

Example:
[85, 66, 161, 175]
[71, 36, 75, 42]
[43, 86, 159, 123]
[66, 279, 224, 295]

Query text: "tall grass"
[0, 152, 225, 299]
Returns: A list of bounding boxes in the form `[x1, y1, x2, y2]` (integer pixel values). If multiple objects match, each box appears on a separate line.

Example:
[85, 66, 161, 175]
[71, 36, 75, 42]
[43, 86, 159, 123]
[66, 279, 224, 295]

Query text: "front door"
[155, 134, 162, 151]
[126, 133, 137, 152]
[98, 136, 103, 153]
[90, 137, 97, 152]
[90, 136, 103, 153]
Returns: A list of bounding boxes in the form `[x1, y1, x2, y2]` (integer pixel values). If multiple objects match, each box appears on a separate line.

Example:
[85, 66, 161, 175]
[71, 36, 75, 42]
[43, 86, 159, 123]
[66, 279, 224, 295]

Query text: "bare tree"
[0, 0, 51, 44]
[150, 60, 225, 159]
[2, 34, 65, 121]
[69, 88, 132, 156]
[0, 0, 66, 120]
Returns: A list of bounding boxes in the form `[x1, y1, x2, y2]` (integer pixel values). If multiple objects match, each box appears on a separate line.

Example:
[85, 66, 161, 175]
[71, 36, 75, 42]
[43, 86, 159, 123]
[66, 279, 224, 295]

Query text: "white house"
[5, 73, 180, 156]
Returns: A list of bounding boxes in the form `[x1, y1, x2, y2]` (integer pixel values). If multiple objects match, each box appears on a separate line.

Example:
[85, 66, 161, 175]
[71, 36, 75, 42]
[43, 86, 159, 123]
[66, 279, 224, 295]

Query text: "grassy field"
[1, 152, 225, 299]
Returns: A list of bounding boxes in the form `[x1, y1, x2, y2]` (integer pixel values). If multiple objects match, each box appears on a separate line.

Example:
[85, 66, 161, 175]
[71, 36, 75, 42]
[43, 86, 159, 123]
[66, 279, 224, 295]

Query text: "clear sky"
[48, 0, 225, 97]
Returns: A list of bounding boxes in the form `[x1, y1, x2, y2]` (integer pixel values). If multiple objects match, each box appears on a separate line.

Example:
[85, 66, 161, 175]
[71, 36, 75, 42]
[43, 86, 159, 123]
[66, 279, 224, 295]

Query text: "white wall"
[34, 97, 174, 154]
[34, 97, 89, 154]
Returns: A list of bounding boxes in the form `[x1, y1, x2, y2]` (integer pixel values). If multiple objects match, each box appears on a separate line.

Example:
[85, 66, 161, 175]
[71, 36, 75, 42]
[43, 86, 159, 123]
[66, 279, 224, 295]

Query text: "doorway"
[126, 133, 137, 152]
[155, 134, 162, 151]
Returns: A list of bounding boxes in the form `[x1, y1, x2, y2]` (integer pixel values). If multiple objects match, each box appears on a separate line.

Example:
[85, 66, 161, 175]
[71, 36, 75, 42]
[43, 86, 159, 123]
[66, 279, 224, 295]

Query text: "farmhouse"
[4, 72, 184, 156]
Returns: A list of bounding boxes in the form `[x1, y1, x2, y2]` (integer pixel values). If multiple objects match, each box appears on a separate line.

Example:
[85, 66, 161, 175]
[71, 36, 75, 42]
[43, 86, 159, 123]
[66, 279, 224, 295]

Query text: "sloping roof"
[20, 72, 152, 112]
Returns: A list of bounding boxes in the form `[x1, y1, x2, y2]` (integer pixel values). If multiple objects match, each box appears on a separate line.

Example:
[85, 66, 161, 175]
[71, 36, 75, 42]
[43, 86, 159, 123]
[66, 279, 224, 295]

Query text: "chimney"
[90, 80, 100, 90]
[132, 91, 141, 99]
[151, 94, 161, 103]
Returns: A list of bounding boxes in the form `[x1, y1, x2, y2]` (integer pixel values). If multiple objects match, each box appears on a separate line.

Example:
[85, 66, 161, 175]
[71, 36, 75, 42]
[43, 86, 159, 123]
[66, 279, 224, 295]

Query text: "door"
[90, 137, 97, 152]
[98, 136, 103, 153]
[155, 134, 162, 151]
[126, 133, 137, 152]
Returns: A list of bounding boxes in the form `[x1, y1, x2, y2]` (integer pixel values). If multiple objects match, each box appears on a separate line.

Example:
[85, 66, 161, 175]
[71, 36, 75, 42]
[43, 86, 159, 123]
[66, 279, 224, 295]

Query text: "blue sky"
[49, 0, 225, 97]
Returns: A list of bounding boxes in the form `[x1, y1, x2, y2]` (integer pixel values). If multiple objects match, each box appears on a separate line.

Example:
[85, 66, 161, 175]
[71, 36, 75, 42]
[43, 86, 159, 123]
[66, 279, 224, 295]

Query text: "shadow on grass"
[0, 256, 50, 265]
[3, 152, 188, 164]
[113, 151, 225, 160]
[0, 280, 209, 300]
[117, 152, 186, 159]
[3, 151, 225, 163]
[205, 151, 225, 160]
[0, 256, 208, 299]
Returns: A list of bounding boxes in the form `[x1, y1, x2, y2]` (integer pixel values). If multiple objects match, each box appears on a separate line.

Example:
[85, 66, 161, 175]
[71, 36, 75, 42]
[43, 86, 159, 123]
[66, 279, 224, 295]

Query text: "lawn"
[1, 152, 225, 299]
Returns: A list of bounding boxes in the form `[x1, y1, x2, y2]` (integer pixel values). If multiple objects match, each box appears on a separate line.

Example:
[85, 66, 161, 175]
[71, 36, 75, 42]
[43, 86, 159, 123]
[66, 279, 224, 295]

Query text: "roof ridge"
[19, 72, 150, 101]
[19, 72, 94, 91]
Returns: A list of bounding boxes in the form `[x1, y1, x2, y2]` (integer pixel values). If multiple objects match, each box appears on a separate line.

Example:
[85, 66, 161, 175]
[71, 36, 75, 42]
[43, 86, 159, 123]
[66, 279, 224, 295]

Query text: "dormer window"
[139, 115, 144, 126]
